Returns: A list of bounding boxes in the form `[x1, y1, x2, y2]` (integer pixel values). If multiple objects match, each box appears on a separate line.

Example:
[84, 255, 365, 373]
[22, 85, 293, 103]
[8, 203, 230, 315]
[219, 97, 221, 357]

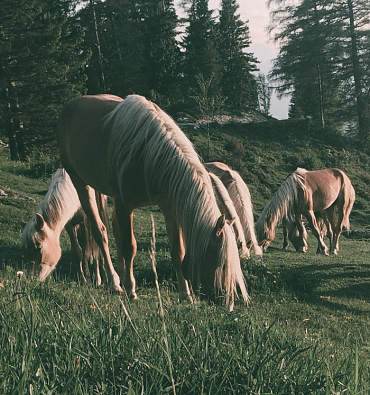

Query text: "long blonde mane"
[22, 169, 81, 246]
[226, 169, 263, 257]
[209, 172, 250, 258]
[256, 168, 308, 235]
[105, 95, 248, 302]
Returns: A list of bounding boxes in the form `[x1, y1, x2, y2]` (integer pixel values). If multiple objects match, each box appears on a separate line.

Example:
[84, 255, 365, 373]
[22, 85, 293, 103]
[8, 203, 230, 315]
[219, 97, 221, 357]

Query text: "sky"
[175, 0, 291, 119]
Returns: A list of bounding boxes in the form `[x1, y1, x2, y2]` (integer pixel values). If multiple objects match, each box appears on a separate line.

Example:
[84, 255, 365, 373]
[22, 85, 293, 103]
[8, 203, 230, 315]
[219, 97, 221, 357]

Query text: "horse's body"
[57, 94, 247, 308]
[256, 168, 355, 255]
[205, 162, 262, 257]
[22, 168, 107, 283]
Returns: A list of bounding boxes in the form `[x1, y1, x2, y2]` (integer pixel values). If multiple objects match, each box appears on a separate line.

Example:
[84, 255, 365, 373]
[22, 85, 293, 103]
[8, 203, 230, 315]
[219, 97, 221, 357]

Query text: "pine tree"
[0, 0, 89, 160]
[217, 0, 258, 110]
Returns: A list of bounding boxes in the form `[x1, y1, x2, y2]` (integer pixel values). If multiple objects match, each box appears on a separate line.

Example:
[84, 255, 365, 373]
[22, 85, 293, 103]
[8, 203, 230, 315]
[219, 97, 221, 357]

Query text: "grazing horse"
[57, 94, 248, 308]
[205, 162, 262, 257]
[282, 212, 327, 252]
[256, 168, 355, 255]
[22, 168, 108, 284]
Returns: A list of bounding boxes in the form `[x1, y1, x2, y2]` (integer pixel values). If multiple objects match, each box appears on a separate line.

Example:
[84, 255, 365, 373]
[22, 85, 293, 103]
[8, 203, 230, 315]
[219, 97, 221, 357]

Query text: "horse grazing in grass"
[205, 162, 262, 257]
[57, 94, 248, 308]
[22, 168, 108, 284]
[256, 168, 355, 255]
[282, 212, 327, 252]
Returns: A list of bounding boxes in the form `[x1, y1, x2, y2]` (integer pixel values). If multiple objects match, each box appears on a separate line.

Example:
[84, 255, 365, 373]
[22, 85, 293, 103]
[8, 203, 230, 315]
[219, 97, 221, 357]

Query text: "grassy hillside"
[1, 122, 370, 394]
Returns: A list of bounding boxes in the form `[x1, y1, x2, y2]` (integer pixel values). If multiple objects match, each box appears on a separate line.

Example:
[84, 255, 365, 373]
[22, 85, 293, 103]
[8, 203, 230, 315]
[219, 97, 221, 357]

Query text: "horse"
[205, 162, 262, 257]
[282, 212, 327, 252]
[57, 94, 248, 308]
[21, 168, 108, 285]
[255, 168, 355, 255]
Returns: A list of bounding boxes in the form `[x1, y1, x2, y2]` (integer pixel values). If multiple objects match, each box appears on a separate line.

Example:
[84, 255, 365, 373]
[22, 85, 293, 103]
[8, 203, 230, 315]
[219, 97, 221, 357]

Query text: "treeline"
[0, 0, 259, 161]
[268, 0, 370, 140]
[1, 0, 370, 163]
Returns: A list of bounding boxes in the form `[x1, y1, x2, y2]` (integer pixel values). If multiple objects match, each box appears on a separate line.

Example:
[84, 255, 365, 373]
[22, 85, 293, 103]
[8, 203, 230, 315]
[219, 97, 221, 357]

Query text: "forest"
[0, 0, 370, 162]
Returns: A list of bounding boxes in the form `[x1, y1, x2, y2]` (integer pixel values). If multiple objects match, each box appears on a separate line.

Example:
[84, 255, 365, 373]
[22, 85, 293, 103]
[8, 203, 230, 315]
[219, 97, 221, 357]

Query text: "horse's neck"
[38, 177, 82, 235]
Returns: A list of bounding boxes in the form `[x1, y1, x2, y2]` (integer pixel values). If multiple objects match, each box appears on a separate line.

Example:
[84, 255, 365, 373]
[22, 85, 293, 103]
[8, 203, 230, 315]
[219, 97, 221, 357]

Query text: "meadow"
[1, 121, 370, 394]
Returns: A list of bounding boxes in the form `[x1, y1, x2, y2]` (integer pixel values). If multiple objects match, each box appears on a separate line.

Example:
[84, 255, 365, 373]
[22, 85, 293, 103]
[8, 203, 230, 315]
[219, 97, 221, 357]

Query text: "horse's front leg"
[304, 210, 328, 255]
[112, 199, 137, 299]
[71, 178, 123, 293]
[159, 204, 193, 303]
[293, 213, 308, 252]
[65, 222, 87, 283]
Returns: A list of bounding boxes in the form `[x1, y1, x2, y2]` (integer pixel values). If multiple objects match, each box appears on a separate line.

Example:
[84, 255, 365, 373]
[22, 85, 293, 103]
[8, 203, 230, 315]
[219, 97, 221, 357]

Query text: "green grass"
[1, 124, 370, 394]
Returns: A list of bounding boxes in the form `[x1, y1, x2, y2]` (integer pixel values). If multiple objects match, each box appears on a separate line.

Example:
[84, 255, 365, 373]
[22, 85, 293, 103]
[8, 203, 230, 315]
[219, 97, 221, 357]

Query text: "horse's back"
[57, 95, 123, 195]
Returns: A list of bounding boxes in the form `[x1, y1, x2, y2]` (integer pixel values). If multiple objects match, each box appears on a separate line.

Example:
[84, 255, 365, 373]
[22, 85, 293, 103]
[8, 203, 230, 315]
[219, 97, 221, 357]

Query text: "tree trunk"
[91, 0, 106, 93]
[347, 0, 367, 140]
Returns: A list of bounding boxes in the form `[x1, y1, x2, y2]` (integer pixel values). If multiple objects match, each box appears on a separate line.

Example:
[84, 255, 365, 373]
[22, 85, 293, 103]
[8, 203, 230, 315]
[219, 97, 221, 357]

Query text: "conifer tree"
[217, 0, 258, 110]
[0, 0, 89, 160]
[182, 0, 222, 111]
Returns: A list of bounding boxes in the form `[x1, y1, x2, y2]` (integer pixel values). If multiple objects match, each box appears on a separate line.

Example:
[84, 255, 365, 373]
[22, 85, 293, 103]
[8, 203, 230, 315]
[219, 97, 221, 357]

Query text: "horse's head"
[21, 213, 61, 280]
[256, 213, 275, 251]
[286, 219, 308, 252]
[182, 215, 246, 308]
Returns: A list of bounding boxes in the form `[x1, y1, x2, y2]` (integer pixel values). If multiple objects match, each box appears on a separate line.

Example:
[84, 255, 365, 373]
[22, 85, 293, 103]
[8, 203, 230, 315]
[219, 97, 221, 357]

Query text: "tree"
[0, 0, 89, 160]
[182, 0, 222, 111]
[268, 0, 370, 138]
[256, 73, 272, 116]
[217, 0, 259, 110]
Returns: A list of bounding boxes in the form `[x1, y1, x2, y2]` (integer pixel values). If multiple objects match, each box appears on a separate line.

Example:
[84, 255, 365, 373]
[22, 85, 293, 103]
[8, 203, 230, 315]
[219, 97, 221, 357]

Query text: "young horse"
[22, 168, 107, 284]
[282, 212, 326, 252]
[256, 167, 355, 255]
[205, 162, 262, 257]
[57, 94, 248, 308]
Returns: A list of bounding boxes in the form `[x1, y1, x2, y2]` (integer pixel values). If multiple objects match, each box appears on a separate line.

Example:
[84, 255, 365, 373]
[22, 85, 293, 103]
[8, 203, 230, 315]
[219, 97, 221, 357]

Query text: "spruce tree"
[217, 0, 259, 110]
[182, 0, 222, 112]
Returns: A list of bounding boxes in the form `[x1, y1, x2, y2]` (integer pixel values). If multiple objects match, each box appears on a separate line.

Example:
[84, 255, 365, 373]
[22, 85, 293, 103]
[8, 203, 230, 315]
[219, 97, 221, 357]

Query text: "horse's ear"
[227, 217, 236, 227]
[214, 215, 226, 238]
[35, 213, 45, 231]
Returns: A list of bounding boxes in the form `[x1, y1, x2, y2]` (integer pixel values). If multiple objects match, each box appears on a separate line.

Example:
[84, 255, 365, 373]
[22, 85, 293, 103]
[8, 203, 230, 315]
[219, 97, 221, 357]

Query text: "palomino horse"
[205, 162, 262, 257]
[22, 168, 108, 285]
[256, 168, 355, 255]
[282, 212, 327, 252]
[57, 94, 248, 308]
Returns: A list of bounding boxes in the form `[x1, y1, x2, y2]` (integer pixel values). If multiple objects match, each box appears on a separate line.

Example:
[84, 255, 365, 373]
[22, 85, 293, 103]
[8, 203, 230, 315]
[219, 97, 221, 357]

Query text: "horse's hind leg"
[112, 199, 137, 299]
[69, 178, 123, 293]
[160, 204, 193, 303]
[328, 205, 343, 255]
[282, 217, 289, 250]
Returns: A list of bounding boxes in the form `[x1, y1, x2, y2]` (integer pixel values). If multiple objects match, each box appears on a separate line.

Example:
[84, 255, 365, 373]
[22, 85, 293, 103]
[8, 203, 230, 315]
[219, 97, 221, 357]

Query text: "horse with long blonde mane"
[256, 167, 355, 255]
[205, 162, 262, 257]
[22, 168, 107, 284]
[57, 94, 248, 308]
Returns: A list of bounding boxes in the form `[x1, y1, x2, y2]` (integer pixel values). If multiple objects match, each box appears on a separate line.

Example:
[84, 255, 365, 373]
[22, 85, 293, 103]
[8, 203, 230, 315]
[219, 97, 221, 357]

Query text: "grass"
[1, 123, 370, 393]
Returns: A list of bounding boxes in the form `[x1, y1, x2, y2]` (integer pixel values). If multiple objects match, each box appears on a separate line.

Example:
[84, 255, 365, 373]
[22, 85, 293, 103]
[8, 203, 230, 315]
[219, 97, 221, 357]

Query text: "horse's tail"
[341, 171, 355, 232]
[83, 192, 109, 284]
[228, 169, 263, 257]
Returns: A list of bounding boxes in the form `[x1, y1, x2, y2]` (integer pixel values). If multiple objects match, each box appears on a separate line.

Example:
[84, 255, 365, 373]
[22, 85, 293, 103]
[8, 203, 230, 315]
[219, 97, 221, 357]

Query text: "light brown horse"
[256, 168, 355, 255]
[205, 162, 262, 257]
[22, 168, 108, 284]
[57, 94, 248, 308]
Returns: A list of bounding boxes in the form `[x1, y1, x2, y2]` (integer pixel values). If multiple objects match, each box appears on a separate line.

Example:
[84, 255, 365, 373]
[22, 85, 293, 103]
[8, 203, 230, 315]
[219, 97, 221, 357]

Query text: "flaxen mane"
[256, 167, 308, 237]
[105, 95, 248, 302]
[209, 172, 250, 258]
[226, 169, 263, 257]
